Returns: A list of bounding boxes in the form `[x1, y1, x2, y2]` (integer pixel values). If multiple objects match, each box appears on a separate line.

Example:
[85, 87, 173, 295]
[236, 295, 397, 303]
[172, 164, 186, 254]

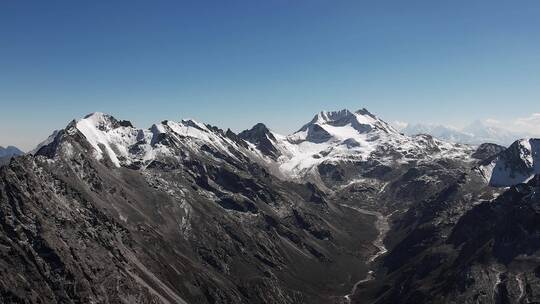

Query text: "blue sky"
[1, 0, 540, 150]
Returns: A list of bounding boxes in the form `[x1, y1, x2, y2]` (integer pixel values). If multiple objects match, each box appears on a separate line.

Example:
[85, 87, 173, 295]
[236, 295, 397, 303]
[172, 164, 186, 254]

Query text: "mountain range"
[401, 120, 530, 146]
[0, 109, 539, 303]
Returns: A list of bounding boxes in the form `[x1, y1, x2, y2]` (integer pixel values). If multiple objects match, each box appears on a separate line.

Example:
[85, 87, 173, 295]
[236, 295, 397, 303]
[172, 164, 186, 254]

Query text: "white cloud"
[391, 120, 408, 131]
[484, 118, 501, 126]
[515, 113, 540, 133]
[483, 113, 540, 136]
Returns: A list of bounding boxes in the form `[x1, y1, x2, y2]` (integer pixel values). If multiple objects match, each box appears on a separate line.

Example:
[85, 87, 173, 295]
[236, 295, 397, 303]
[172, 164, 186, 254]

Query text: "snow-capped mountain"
[479, 138, 540, 186]
[36, 112, 265, 170]
[37, 110, 474, 187]
[41, 109, 540, 191]
[260, 109, 473, 181]
[403, 120, 527, 146]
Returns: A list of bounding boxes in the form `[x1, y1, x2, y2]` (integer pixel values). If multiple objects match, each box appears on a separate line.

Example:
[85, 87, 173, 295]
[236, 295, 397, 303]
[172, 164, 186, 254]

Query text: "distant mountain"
[462, 120, 527, 146]
[403, 120, 528, 146]
[0, 145, 23, 166]
[0, 145, 23, 158]
[265, 108, 472, 185]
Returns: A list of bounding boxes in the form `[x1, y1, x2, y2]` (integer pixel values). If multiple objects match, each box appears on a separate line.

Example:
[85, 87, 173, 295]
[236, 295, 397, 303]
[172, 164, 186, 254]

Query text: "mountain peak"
[354, 107, 376, 117]
[251, 122, 271, 131]
[312, 109, 354, 125]
[294, 108, 397, 143]
[247, 123, 276, 140]
[80, 112, 134, 130]
[179, 119, 207, 131]
[0, 145, 24, 158]
[239, 123, 280, 159]
[83, 111, 108, 120]
[71, 112, 139, 167]
[81, 112, 114, 126]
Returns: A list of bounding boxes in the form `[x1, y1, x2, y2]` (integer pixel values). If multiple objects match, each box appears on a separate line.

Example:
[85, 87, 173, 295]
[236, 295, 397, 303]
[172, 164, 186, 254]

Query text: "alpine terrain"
[0, 109, 538, 304]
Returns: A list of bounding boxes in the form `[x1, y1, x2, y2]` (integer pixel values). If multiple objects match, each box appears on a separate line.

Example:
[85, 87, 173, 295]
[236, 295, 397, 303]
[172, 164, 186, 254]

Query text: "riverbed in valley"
[339, 204, 390, 304]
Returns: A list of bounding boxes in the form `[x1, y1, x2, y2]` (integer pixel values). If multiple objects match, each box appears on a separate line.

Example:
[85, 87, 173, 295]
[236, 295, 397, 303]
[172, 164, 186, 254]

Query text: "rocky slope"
[351, 174, 540, 303]
[479, 138, 540, 186]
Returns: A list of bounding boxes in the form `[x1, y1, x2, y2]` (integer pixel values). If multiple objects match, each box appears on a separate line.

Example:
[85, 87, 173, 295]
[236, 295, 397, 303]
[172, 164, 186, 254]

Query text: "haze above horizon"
[1, 0, 540, 150]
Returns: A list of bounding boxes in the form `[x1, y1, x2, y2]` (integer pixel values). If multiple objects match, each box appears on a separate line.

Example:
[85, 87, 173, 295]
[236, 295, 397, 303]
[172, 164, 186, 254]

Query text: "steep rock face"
[0, 113, 380, 304]
[471, 143, 506, 161]
[479, 138, 540, 186]
[238, 123, 281, 160]
[0, 157, 173, 304]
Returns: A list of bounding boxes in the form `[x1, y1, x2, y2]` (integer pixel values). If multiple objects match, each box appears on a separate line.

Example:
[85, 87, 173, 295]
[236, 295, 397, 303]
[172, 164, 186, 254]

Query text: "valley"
[339, 204, 390, 304]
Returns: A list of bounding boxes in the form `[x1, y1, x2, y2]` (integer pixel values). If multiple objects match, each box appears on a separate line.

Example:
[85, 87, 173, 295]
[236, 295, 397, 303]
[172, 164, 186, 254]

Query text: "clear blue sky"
[1, 0, 539, 150]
